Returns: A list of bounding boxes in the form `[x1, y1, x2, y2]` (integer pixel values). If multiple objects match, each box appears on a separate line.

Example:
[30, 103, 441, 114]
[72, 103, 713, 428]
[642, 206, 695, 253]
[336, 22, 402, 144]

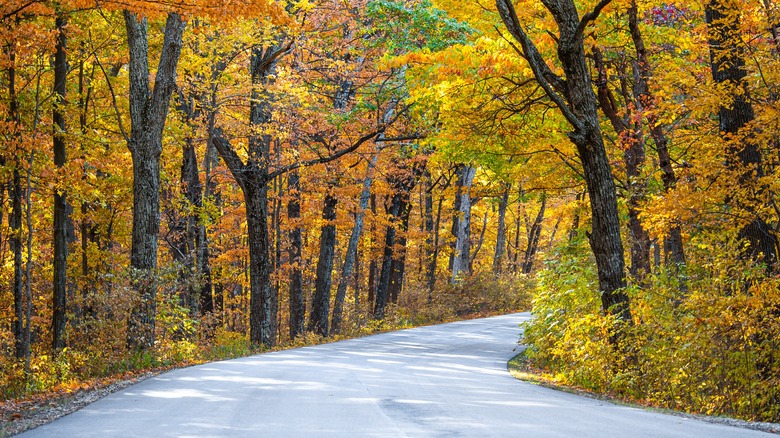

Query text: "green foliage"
[365, 0, 474, 52]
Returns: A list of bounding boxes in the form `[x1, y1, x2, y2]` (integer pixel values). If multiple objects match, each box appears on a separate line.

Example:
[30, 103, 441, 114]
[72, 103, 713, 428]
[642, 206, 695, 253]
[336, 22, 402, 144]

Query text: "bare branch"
[267, 128, 384, 181]
[94, 55, 129, 143]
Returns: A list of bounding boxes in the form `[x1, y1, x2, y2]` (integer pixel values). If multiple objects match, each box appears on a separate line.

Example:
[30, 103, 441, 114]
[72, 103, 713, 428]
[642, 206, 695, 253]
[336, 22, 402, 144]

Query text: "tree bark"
[388, 196, 412, 304]
[492, 183, 510, 275]
[7, 42, 27, 360]
[367, 194, 378, 311]
[451, 165, 476, 282]
[11, 165, 24, 360]
[124, 12, 186, 350]
[287, 170, 305, 339]
[626, 0, 686, 275]
[593, 47, 651, 280]
[309, 187, 338, 336]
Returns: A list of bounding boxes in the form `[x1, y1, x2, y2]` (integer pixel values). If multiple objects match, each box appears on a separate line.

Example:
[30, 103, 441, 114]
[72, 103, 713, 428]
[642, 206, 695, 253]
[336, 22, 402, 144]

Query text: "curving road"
[21, 313, 771, 437]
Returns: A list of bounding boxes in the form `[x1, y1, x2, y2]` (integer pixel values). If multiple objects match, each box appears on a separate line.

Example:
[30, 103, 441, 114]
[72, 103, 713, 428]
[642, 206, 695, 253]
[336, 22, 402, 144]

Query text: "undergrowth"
[521, 237, 780, 423]
[1, 272, 532, 406]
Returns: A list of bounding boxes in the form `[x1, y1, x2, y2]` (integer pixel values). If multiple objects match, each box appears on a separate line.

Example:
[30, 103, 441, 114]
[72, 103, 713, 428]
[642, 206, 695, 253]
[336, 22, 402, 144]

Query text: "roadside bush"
[522, 239, 780, 422]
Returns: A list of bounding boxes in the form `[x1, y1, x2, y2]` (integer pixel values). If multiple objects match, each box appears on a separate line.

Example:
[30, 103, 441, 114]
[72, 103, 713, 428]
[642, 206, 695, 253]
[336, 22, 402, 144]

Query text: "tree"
[331, 152, 378, 334]
[451, 165, 476, 282]
[496, 0, 631, 322]
[52, 7, 70, 352]
[707, 0, 777, 268]
[124, 11, 186, 350]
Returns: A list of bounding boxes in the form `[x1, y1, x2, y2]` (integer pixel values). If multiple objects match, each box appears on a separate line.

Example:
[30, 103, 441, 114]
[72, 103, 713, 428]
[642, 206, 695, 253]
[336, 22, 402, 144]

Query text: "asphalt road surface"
[21, 313, 772, 437]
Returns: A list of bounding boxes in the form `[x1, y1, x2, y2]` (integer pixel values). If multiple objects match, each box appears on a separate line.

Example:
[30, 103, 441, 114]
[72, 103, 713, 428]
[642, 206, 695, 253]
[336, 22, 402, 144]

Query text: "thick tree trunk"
[124, 12, 186, 350]
[492, 184, 510, 275]
[52, 12, 69, 351]
[332, 154, 377, 334]
[245, 179, 275, 346]
[309, 189, 338, 336]
[707, 0, 777, 268]
[287, 171, 304, 338]
[451, 165, 476, 282]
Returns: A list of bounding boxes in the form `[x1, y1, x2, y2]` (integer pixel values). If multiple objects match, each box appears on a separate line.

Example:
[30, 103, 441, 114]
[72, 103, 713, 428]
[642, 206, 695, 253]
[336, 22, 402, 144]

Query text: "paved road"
[21, 313, 771, 437]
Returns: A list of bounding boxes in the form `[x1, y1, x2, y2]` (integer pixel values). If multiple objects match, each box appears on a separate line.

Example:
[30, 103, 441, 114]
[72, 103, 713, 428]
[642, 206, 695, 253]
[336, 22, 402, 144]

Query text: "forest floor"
[507, 352, 780, 435]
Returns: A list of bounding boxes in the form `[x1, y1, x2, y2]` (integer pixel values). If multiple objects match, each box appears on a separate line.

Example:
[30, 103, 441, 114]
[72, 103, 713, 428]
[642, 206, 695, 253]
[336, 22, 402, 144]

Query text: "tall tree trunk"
[374, 168, 418, 319]
[77, 56, 98, 321]
[470, 210, 489, 272]
[11, 165, 24, 360]
[23, 151, 34, 372]
[448, 165, 464, 272]
[332, 154, 378, 334]
[451, 165, 476, 282]
[594, 48, 651, 280]
[124, 12, 186, 350]
[429, 195, 444, 301]
[508, 192, 525, 274]
[707, 0, 777, 268]
[8, 45, 26, 360]
[309, 187, 338, 336]
[388, 196, 412, 304]
[287, 170, 304, 338]
[627, 0, 686, 275]
[423, 171, 436, 297]
[367, 193, 378, 311]
[497, 0, 631, 323]
[52, 11, 69, 351]
[200, 111, 219, 315]
[522, 195, 546, 274]
[374, 208, 398, 319]
[210, 41, 290, 347]
[244, 178, 275, 346]
[272, 172, 283, 339]
[492, 184, 510, 275]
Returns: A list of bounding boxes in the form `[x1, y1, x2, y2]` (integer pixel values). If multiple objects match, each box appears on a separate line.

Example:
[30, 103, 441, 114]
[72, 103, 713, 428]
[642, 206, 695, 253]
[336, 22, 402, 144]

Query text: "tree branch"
[94, 55, 129, 143]
[495, 0, 581, 130]
[148, 13, 186, 140]
[267, 128, 384, 181]
[211, 127, 248, 190]
[576, 0, 613, 41]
